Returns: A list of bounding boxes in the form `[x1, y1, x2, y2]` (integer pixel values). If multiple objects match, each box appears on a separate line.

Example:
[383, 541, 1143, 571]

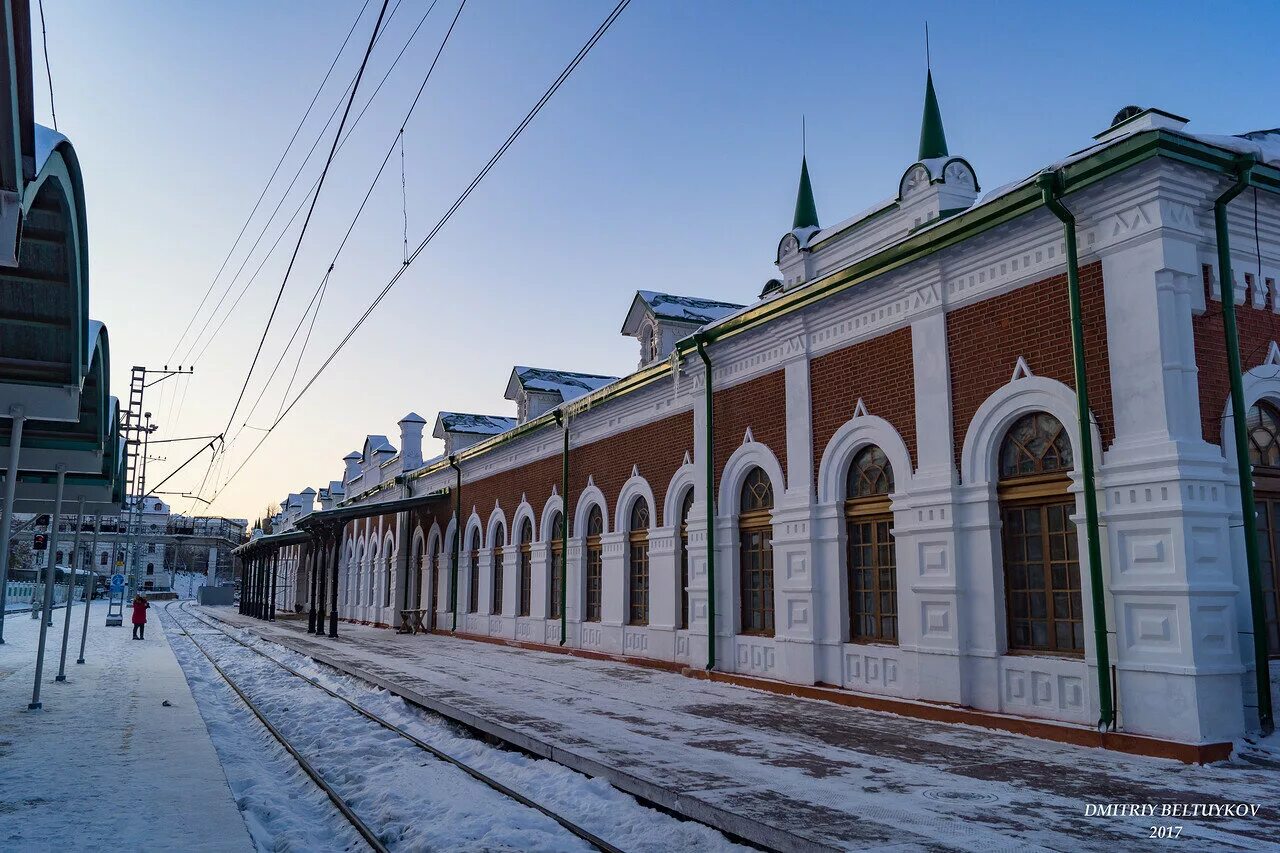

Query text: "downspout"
[553, 410, 569, 645]
[1213, 156, 1275, 735]
[449, 456, 462, 632]
[1037, 171, 1115, 732]
[694, 333, 717, 671]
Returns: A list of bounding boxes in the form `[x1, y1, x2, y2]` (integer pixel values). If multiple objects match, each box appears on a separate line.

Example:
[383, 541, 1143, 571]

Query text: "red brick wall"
[713, 370, 787, 491]
[570, 410, 693, 528]
[463, 453, 562, 542]
[809, 326, 916, 483]
[1193, 266, 1280, 445]
[947, 261, 1114, 472]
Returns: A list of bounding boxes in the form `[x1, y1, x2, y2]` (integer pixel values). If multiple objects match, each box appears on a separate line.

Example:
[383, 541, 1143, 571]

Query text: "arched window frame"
[845, 445, 897, 644]
[411, 530, 425, 611]
[738, 467, 775, 637]
[627, 498, 650, 626]
[998, 411, 1083, 656]
[1246, 399, 1280, 657]
[584, 505, 604, 622]
[490, 522, 505, 616]
[467, 528, 482, 614]
[518, 518, 533, 617]
[678, 488, 694, 630]
[548, 510, 564, 619]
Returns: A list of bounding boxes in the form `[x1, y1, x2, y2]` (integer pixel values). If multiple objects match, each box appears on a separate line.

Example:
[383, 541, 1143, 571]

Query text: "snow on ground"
[184, 605, 750, 853]
[0, 600, 252, 852]
[168, 604, 612, 852]
[209, 610, 1280, 852]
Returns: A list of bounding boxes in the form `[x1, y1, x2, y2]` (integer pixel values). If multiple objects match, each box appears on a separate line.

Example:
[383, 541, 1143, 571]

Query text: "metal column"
[328, 528, 340, 638]
[0, 405, 25, 643]
[269, 549, 278, 621]
[77, 515, 100, 665]
[29, 464, 66, 710]
[55, 497, 86, 681]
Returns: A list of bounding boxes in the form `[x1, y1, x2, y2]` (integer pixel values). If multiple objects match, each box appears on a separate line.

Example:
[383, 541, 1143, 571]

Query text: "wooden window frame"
[518, 521, 533, 617]
[738, 507, 775, 636]
[467, 531, 480, 614]
[491, 526, 505, 616]
[549, 511, 564, 619]
[628, 500, 650, 626]
[585, 507, 603, 622]
[678, 489, 694, 630]
[845, 493, 896, 644]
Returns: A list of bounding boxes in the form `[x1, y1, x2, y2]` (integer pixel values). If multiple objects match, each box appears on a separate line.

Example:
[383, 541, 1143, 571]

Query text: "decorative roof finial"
[792, 117, 819, 231]
[917, 37, 949, 161]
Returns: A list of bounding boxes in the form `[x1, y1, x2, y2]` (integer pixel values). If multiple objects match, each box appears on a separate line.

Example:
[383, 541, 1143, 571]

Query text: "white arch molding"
[718, 439, 785, 515]
[1220, 362, 1280, 467]
[816, 413, 914, 505]
[486, 505, 509, 549]
[574, 481, 609, 534]
[663, 462, 697, 528]
[959, 375, 1103, 488]
[614, 472, 657, 532]
[510, 500, 537, 544]
[539, 493, 564, 542]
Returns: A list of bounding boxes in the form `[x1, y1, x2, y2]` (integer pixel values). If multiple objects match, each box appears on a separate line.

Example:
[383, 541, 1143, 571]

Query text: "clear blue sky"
[33, 0, 1280, 520]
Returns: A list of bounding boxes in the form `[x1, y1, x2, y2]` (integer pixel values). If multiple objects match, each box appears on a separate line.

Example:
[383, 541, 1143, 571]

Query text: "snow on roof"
[433, 412, 517, 439]
[505, 366, 619, 402]
[399, 411, 427, 425]
[363, 435, 396, 456]
[34, 123, 68, 176]
[328, 480, 345, 495]
[637, 291, 745, 325]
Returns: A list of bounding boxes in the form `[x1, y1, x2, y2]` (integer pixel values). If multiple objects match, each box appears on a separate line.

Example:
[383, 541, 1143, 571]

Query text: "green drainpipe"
[1213, 157, 1274, 735]
[1037, 172, 1115, 732]
[554, 410, 570, 645]
[695, 334, 717, 671]
[449, 456, 462, 632]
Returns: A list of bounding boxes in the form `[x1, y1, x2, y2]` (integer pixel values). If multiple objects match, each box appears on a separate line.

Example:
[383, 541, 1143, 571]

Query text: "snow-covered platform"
[205, 608, 1280, 852]
[0, 601, 253, 851]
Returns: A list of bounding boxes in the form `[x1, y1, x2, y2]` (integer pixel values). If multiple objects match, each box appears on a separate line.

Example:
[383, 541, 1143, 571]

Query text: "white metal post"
[77, 514, 99, 664]
[55, 496, 86, 681]
[29, 464, 66, 710]
[0, 405, 24, 644]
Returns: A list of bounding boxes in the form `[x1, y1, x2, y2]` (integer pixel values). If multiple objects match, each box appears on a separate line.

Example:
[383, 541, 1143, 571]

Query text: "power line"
[164, 0, 373, 367]
[221, 0, 391, 438]
[207, 0, 632, 507]
[37, 0, 56, 130]
[218, 0, 458, 457]
[175, 0, 431, 375]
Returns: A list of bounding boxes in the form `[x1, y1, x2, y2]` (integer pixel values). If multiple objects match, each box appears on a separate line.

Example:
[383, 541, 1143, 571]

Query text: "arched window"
[412, 535, 425, 610]
[678, 489, 694, 630]
[429, 536, 442, 619]
[548, 511, 564, 618]
[146, 563, 154, 575]
[846, 445, 897, 643]
[100, 551, 108, 566]
[148, 542, 155, 553]
[998, 412, 1082, 655]
[518, 519, 533, 617]
[1247, 400, 1280, 656]
[584, 506, 604, 622]
[468, 529, 481, 613]
[738, 467, 775, 636]
[55, 550, 63, 564]
[628, 498, 650, 625]
[491, 523, 505, 615]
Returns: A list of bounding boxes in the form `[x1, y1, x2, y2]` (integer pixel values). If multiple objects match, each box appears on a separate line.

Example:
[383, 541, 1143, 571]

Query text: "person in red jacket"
[131, 594, 150, 640]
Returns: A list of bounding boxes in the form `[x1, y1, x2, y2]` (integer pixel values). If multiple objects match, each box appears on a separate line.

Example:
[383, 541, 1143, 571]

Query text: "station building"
[241, 79, 1280, 752]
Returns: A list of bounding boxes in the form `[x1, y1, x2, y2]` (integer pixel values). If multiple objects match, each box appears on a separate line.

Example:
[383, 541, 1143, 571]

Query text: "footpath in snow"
[205, 607, 1280, 853]
[0, 599, 253, 852]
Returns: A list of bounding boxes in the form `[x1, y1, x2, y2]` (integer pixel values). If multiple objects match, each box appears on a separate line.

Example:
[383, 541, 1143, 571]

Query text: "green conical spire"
[918, 70, 949, 161]
[792, 156, 819, 231]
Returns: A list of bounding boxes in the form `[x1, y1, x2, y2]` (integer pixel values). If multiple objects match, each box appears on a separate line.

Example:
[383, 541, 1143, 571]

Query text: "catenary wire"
[165, 0, 373, 368]
[220, 0, 392, 438]
[37, 0, 56, 131]
[205, 0, 632, 506]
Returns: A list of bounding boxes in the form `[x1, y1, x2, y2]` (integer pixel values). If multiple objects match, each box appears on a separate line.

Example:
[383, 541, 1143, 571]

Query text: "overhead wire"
[164, 0, 373, 368]
[206, 0, 632, 506]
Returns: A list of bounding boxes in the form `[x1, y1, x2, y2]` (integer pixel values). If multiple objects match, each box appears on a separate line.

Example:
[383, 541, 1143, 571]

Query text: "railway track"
[164, 601, 623, 853]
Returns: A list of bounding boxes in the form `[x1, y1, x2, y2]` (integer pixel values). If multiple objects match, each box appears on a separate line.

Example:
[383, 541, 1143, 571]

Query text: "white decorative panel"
[918, 542, 948, 577]
[785, 551, 808, 580]
[1190, 527, 1225, 572]
[1032, 672, 1053, 706]
[581, 625, 603, 647]
[735, 641, 776, 675]
[675, 633, 689, 657]
[842, 649, 902, 692]
[691, 556, 707, 579]
[921, 601, 952, 638]
[623, 630, 648, 652]
[1195, 604, 1231, 653]
[1124, 602, 1180, 652]
[516, 620, 532, 639]
[1005, 668, 1027, 704]
[787, 599, 809, 628]
[1116, 529, 1173, 575]
[1058, 675, 1084, 711]
[544, 622, 561, 644]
